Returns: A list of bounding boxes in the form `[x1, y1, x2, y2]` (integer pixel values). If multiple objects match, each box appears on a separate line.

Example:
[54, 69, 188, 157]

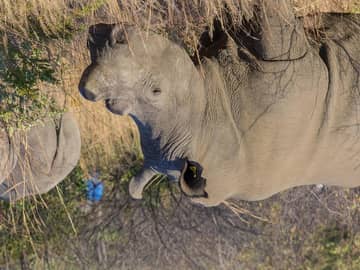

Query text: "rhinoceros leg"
[254, 0, 308, 61]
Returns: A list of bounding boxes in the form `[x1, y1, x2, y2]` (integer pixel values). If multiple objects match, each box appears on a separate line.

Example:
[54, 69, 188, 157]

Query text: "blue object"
[86, 179, 104, 202]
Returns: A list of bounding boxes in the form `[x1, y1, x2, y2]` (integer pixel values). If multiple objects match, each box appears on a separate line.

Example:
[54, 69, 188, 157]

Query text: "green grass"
[304, 226, 360, 270]
[0, 165, 86, 266]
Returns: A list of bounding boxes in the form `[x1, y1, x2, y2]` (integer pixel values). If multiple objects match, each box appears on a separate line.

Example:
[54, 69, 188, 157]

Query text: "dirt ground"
[49, 160, 360, 270]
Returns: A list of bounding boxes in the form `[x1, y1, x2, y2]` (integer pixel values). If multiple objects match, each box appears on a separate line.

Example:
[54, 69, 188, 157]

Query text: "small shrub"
[0, 39, 62, 135]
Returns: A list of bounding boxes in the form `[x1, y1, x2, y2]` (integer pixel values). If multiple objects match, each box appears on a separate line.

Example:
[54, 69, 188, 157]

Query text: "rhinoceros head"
[79, 24, 206, 200]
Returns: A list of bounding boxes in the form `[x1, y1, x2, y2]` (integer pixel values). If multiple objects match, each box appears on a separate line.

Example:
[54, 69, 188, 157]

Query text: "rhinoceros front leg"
[255, 0, 308, 60]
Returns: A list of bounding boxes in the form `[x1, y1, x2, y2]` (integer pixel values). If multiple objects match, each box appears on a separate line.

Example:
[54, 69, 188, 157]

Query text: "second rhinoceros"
[79, 0, 360, 206]
[0, 113, 81, 201]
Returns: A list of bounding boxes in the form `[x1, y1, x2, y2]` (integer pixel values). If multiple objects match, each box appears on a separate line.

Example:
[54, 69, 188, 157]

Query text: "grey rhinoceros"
[0, 113, 81, 201]
[79, 0, 360, 206]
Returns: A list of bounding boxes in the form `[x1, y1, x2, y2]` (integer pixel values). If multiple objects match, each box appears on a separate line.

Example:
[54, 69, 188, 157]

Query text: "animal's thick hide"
[0, 113, 81, 201]
[78, 0, 360, 206]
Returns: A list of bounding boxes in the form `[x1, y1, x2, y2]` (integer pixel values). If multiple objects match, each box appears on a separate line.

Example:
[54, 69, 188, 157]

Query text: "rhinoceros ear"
[87, 23, 127, 62]
[128, 167, 157, 199]
[88, 23, 114, 62]
[179, 160, 208, 198]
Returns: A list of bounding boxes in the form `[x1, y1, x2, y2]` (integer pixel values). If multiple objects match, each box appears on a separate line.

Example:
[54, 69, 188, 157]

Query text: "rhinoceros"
[79, 0, 360, 206]
[0, 113, 81, 201]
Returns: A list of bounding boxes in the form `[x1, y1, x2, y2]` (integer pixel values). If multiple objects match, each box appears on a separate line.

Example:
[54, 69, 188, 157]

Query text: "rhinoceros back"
[0, 113, 81, 201]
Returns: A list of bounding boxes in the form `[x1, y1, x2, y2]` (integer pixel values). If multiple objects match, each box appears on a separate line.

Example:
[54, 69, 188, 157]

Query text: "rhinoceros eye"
[152, 88, 162, 96]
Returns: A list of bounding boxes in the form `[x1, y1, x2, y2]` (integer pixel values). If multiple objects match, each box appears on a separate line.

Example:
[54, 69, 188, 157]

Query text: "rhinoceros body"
[0, 113, 81, 201]
[79, 0, 360, 206]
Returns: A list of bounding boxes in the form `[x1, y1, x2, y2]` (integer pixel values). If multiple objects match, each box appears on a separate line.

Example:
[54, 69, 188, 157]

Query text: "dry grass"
[294, 0, 359, 15]
[0, 1, 140, 174]
[1, 0, 358, 36]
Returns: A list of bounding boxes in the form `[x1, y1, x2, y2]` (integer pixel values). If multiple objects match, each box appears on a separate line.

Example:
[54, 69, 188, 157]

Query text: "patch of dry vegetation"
[294, 0, 359, 14]
[1, 0, 139, 174]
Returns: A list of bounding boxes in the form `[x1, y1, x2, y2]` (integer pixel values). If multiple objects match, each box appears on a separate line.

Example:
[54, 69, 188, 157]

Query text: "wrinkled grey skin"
[79, 0, 360, 206]
[0, 113, 81, 201]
